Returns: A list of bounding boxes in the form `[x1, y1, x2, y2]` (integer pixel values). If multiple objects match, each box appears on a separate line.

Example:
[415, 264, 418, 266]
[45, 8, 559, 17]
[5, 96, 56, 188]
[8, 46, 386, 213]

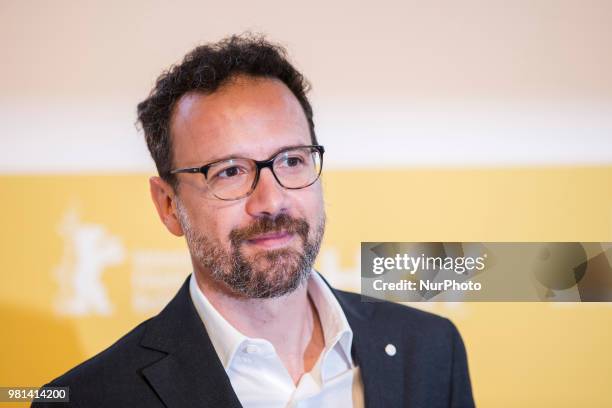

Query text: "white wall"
[1, 0, 611, 172]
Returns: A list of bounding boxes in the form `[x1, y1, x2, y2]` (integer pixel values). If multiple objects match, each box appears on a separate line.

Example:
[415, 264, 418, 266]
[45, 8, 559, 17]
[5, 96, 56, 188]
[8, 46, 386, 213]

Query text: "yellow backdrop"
[1, 167, 611, 407]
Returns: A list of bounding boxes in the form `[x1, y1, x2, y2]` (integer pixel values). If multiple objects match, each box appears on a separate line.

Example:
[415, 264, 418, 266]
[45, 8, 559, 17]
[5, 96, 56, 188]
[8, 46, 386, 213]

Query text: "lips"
[245, 230, 294, 248]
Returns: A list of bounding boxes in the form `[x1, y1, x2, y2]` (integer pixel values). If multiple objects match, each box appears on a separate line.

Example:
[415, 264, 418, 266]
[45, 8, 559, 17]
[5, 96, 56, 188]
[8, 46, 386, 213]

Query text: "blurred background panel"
[1, 1, 611, 407]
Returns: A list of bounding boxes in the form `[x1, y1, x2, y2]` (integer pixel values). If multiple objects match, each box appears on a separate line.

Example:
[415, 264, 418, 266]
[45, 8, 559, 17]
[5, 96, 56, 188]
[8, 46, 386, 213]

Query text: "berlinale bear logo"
[53, 207, 124, 316]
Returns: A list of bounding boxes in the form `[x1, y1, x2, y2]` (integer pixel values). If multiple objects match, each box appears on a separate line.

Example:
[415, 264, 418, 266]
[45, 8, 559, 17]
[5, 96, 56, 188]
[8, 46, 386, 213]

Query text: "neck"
[194, 270, 325, 384]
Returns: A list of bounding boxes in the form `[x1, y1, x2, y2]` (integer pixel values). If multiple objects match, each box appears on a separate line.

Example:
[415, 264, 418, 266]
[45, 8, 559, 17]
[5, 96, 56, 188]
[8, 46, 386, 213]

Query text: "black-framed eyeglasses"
[170, 145, 325, 201]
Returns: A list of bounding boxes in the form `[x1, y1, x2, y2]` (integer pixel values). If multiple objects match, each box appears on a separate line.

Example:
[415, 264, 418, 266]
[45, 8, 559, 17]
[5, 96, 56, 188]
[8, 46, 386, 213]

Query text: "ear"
[149, 176, 184, 237]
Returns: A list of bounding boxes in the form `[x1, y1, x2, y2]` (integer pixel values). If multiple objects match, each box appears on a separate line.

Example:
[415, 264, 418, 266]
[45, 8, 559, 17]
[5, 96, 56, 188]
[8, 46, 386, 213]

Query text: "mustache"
[229, 213, 310, 245]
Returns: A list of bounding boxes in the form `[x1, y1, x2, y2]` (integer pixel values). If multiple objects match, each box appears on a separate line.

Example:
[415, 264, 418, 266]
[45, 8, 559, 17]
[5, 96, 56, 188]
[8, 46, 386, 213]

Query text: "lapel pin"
[385, 343, 397, 356]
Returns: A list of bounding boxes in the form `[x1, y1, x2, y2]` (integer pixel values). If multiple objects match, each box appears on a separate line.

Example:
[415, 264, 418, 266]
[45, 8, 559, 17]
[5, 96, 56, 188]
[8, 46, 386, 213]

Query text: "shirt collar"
[307, 271, 354, 369]
[189, 270, 355, 372]
[189, 274, 246, 368]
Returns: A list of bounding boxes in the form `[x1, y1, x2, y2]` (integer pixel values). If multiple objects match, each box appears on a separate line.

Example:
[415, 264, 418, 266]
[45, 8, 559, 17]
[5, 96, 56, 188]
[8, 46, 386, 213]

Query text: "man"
[34, 35, 475, 407]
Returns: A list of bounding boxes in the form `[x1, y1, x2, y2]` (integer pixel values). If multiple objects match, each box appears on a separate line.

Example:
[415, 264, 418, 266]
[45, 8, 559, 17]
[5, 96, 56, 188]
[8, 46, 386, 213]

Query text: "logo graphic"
[54, 207, 125, 316]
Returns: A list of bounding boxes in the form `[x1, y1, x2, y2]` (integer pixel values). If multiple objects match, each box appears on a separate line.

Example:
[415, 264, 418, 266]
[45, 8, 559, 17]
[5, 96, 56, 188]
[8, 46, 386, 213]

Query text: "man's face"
[169, 76, 325, 299]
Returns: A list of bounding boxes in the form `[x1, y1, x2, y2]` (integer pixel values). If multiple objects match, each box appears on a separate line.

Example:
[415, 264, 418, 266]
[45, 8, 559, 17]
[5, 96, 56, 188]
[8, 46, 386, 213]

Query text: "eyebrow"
[202, 144, 310, 165]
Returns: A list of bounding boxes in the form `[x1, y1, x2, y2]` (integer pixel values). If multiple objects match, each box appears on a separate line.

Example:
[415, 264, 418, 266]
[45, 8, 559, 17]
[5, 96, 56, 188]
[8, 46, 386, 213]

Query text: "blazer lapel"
[327, 277, 406, 408]
[139, 276, 242, 408]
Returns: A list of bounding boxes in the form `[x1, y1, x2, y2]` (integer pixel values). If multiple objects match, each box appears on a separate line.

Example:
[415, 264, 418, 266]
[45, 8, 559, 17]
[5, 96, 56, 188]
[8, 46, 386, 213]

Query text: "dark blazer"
[33, 274, 475, 408]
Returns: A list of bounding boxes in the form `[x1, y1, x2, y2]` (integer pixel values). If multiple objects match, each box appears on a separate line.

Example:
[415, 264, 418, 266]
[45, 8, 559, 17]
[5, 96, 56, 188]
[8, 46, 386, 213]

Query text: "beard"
[176, 202, 325, 299]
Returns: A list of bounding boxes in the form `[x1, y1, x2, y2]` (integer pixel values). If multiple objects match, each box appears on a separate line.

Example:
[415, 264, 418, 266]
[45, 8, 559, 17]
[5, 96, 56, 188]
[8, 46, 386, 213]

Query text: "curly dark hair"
[137, 34, 317, 189]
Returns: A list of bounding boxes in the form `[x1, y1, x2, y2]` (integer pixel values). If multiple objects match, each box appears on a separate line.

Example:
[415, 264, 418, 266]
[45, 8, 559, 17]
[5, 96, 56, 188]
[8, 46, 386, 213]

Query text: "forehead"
[170, 76, 311, 165]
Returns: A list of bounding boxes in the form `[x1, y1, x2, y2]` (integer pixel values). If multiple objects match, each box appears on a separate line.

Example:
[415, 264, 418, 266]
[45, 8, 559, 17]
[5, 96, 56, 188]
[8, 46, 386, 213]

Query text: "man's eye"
[216, 166, 246, 179]
[283, 156, 304, 167]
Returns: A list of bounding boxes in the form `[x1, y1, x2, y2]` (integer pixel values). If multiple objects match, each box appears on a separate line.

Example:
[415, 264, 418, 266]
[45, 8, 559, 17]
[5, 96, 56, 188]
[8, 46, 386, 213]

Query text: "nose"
[244, 167, 288, 217]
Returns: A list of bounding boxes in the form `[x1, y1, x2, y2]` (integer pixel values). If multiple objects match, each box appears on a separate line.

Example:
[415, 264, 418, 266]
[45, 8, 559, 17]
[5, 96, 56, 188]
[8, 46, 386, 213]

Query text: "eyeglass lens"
[205, 146, 322, 200]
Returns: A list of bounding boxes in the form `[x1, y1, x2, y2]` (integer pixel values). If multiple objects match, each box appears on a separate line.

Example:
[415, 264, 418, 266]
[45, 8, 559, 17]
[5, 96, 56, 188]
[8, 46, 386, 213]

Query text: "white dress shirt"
[189, 271, 364, 408]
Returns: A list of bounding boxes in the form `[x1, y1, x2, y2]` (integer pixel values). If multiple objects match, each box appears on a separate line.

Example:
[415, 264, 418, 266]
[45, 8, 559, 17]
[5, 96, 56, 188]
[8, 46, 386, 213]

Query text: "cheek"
[209, 207, 246, 245]
[294, 187, 324, 223]
[183, 192, 241, 243]
[205, 217, 232, 247]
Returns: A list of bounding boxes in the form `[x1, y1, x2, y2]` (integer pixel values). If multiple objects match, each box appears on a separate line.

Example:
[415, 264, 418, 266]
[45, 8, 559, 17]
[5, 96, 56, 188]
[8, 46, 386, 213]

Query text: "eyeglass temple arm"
[169, 166, 207, 175]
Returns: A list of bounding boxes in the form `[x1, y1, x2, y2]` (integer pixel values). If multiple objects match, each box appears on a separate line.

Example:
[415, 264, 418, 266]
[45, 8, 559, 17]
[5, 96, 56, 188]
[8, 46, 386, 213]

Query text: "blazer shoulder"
[45, 317, 163, 388]
[334, 288, 459, 337]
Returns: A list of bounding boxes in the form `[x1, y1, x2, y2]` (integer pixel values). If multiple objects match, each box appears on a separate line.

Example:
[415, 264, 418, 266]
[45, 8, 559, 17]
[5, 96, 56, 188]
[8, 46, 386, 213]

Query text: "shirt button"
[245, 344, 260, 354]
[385, 343, 397, 356]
